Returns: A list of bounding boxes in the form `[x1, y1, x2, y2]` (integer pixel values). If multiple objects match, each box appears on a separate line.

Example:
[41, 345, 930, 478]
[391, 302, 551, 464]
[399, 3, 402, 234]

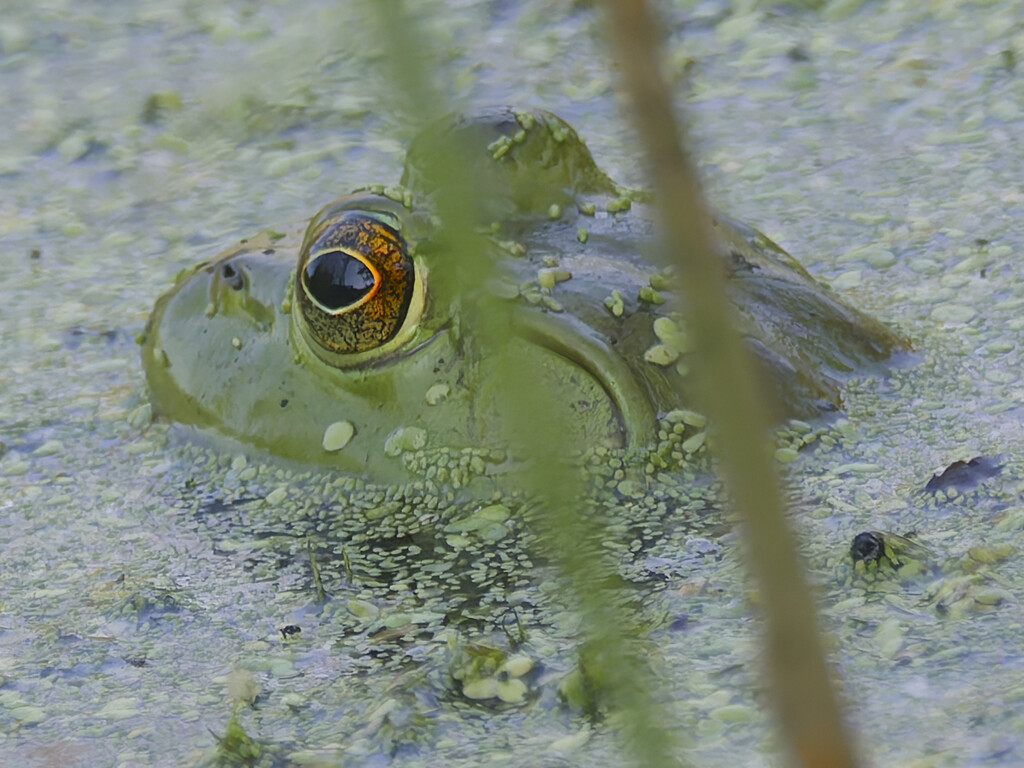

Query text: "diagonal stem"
[598, 1, 862, 766]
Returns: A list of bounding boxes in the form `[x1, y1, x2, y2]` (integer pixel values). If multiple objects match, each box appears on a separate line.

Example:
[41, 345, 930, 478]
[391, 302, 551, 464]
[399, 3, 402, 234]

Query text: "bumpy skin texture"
[140, 107, 904, 482]
[400, 106, 620, 216]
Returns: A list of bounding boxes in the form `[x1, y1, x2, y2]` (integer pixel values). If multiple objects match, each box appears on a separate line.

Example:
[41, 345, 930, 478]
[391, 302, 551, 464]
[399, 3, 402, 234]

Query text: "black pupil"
[304, 251, 376, 309]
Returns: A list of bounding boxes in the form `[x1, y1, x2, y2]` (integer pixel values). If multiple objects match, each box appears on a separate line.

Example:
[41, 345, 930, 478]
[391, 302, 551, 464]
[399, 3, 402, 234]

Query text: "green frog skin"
[140, 107, 904, 483]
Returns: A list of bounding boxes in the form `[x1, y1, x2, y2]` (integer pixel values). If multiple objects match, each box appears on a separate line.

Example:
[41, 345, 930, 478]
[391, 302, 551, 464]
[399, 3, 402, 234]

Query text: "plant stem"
[598, 1, 862, 765]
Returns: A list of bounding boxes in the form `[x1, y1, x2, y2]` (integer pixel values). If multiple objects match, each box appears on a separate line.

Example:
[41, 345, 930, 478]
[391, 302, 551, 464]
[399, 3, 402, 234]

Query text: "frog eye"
[296, 212, 415, 355]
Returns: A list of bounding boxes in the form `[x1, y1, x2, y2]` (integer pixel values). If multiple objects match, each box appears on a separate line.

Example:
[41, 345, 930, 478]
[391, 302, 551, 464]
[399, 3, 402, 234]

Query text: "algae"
[1, 0, 1024, 766]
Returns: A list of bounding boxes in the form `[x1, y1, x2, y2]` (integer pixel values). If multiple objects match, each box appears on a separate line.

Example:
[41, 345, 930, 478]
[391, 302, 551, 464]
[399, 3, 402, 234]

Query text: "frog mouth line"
[512, 309, 658, 451]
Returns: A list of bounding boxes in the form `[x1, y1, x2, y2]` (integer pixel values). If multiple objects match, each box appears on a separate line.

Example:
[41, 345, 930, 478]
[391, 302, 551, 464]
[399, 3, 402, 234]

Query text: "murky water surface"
[2, 1, 1023, 766]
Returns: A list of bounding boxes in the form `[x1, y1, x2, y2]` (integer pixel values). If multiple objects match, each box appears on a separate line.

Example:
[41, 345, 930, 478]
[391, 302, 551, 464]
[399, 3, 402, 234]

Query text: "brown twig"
[598, 1, 862, 766]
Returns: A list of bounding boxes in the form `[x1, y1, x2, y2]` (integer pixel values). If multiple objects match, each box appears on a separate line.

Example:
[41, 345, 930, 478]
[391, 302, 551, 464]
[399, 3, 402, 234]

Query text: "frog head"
[141, 185, 659, 483]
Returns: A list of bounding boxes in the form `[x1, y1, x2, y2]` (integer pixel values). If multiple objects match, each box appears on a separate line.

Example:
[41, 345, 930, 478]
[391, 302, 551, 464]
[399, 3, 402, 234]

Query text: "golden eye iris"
[297, 211, 415, 355]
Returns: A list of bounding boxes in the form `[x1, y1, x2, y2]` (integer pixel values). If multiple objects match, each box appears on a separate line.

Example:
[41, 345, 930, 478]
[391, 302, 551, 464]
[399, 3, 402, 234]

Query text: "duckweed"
[322, 420, 355, 452]
[4, 0, 1024, 766]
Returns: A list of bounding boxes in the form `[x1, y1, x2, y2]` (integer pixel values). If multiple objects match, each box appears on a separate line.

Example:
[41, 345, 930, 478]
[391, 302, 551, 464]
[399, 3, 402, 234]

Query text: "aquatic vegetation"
[4, 0, 1024, 766]
[135, 0, 899, 764]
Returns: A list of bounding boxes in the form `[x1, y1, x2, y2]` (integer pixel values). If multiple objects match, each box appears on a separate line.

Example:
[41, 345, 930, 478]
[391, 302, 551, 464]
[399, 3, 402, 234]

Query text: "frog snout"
[212, 258, 247, 292]
[194, 249, 283, 329]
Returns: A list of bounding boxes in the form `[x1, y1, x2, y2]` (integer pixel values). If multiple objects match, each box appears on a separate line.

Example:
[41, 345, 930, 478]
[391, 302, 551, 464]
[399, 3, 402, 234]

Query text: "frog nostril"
[220, 262, 245, 290]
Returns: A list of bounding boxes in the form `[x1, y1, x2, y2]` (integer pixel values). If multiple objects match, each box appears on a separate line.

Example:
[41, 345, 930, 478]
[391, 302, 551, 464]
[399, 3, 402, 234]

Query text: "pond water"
[2, 1, 1023, 766]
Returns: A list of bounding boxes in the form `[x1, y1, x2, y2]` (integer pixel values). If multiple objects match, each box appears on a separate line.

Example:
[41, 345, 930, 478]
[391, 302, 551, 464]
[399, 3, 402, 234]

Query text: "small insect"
[279, 625, 302, 639]
[850, 530, 932, 570]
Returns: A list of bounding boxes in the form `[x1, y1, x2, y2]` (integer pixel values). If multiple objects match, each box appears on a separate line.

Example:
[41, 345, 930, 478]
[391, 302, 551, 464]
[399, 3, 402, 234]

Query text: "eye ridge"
[296, 211, 416, 356]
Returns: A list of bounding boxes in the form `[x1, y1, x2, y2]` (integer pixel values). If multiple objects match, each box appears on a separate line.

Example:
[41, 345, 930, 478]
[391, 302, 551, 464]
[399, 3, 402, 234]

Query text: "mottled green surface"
[2, 1, 1024, 766]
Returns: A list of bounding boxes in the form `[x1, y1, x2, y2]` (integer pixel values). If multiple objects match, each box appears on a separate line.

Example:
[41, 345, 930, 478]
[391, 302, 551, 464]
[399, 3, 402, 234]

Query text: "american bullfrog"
[140, 107, 903, 483]
[846, 457, 1015, 616]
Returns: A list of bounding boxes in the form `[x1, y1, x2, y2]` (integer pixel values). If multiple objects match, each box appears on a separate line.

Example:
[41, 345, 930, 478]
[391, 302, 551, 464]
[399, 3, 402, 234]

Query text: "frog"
[845, 457, 1016, 616]
[140, 106, 905, 484]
